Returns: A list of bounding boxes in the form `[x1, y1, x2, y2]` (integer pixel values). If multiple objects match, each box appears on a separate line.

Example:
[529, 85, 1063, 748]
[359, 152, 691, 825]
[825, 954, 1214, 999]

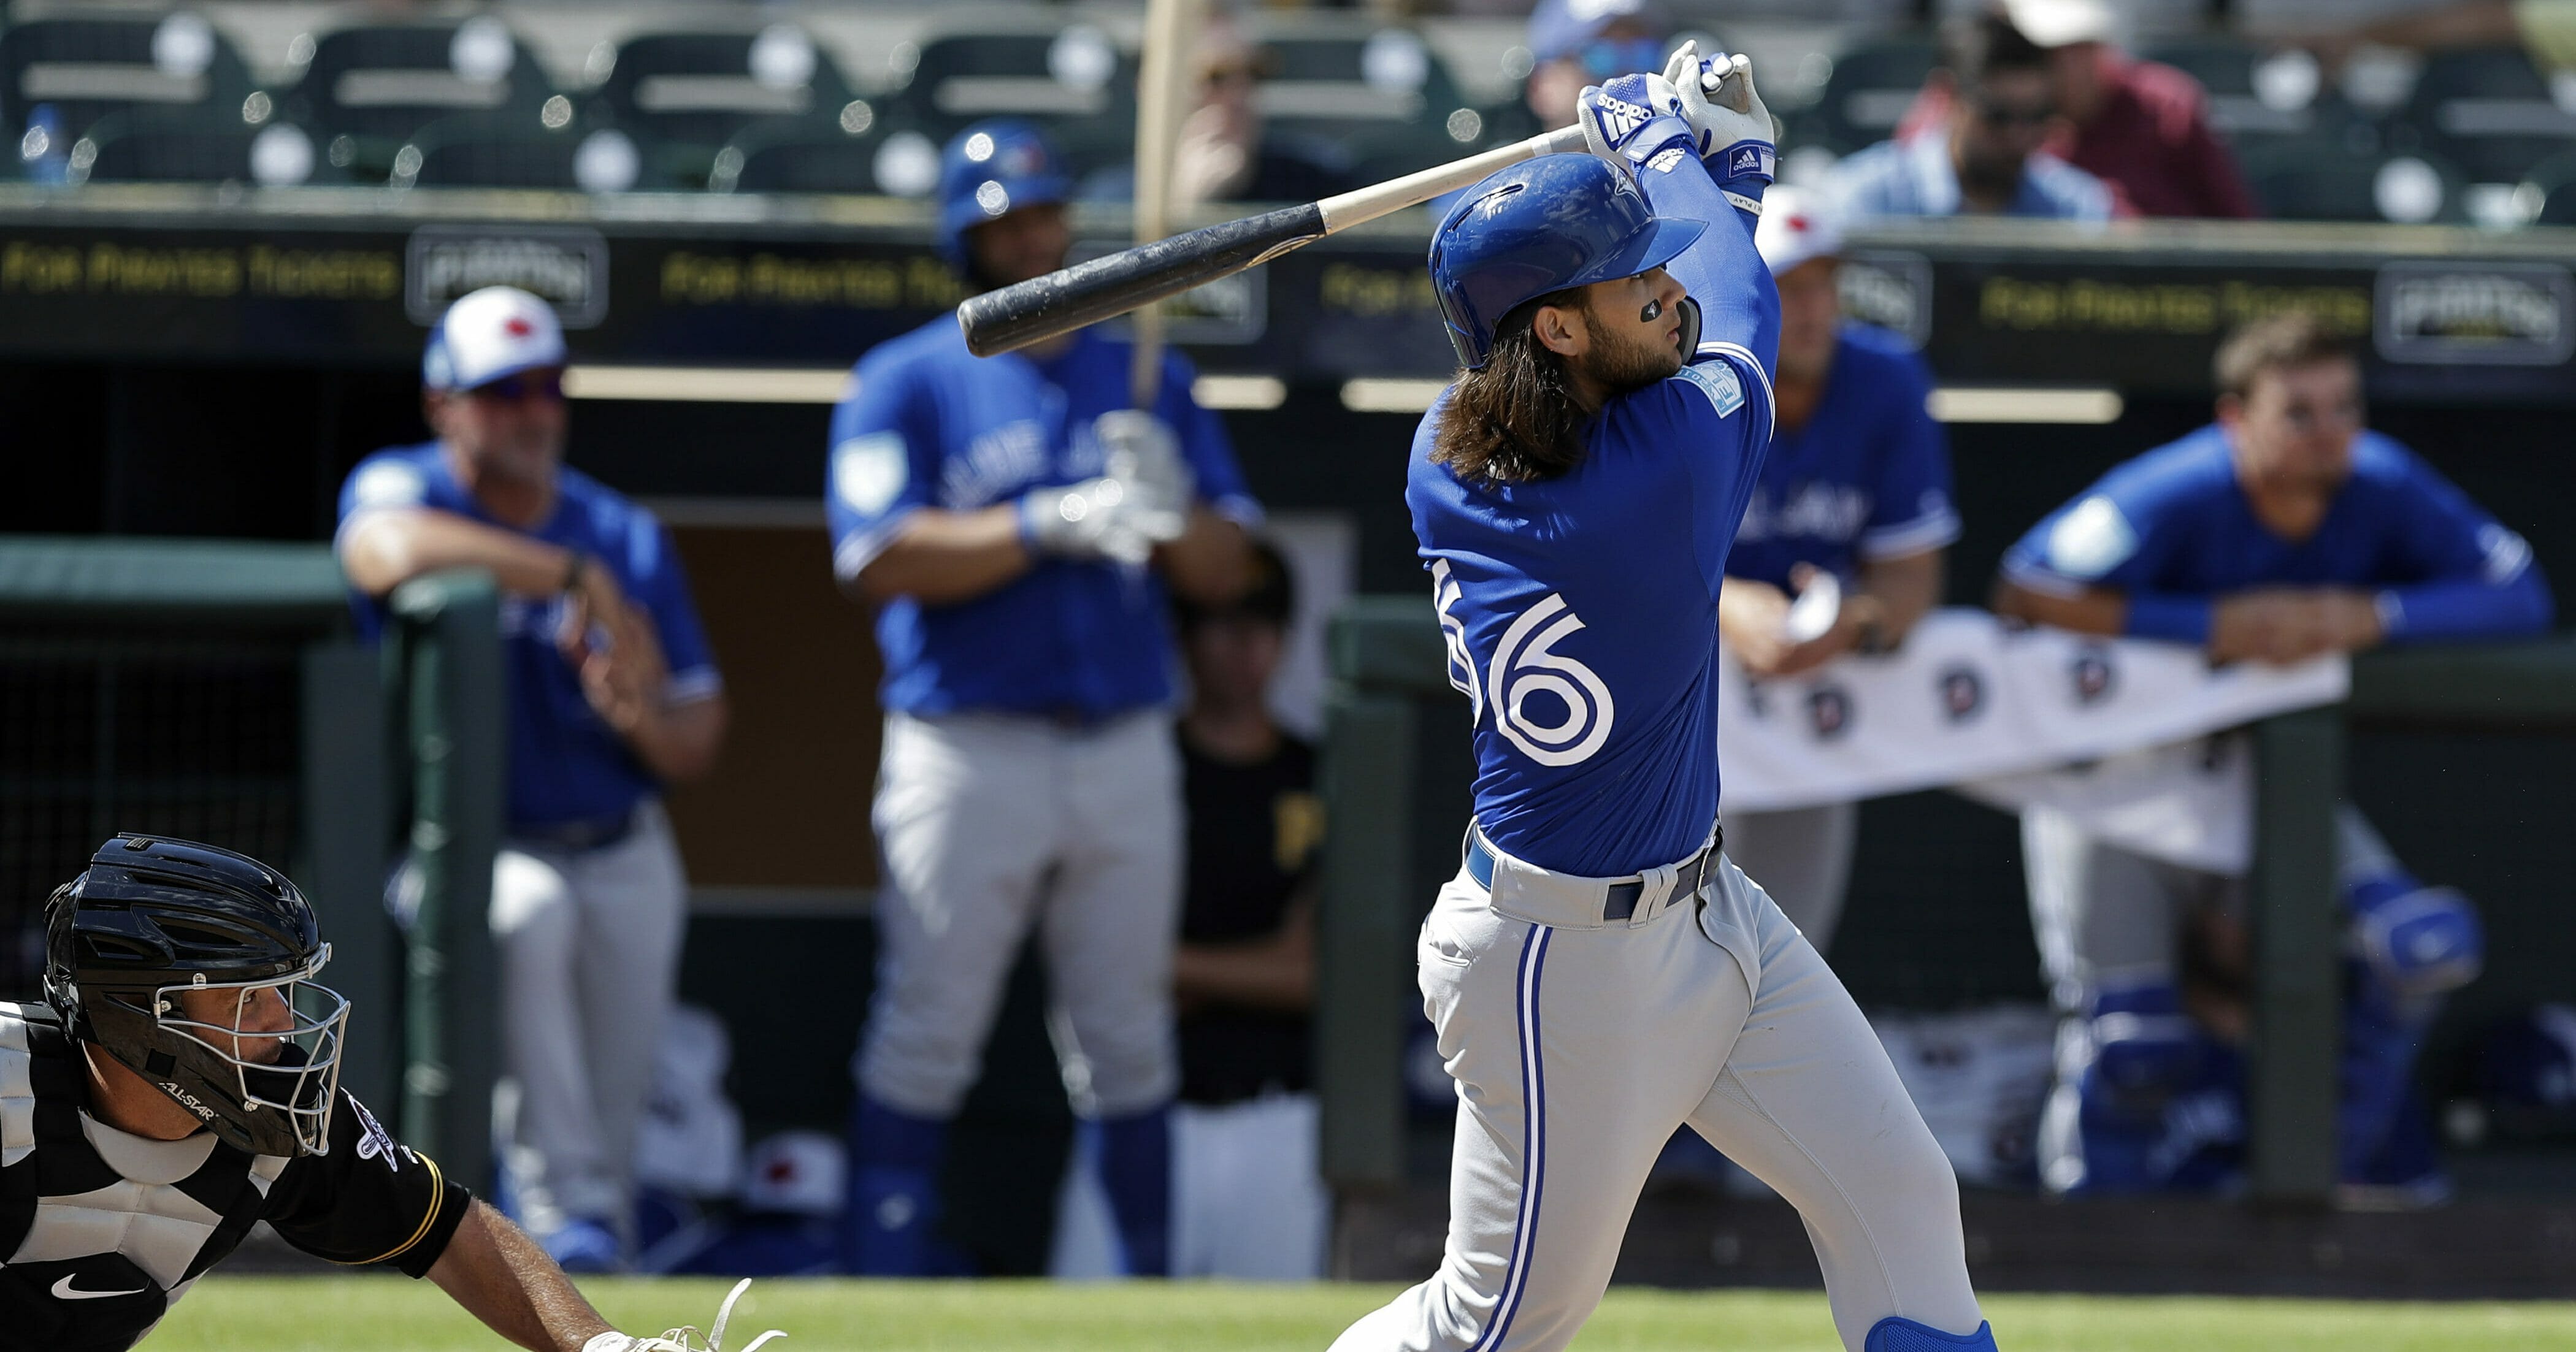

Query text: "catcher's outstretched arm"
[427, 1201, 616, 1352]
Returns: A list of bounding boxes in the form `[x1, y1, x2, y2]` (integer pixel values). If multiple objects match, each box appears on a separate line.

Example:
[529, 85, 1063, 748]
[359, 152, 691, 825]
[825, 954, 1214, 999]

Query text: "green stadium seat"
[2242, 141, 2466, 224]
[64, 105, 333, 187]
[1805, 33, 1936, 156]
[591, 28, 864, 191]
[389, 109, 647, 193]
[707, 109, 907, 194]
[283, 18, 559, 183]
[887, 26, 1139, 178]
[2391, 44, 2576, 186]
[2521, 147, 2576, 225]
[1251, 26, 1479, 170]
[2, 13, 258, 145]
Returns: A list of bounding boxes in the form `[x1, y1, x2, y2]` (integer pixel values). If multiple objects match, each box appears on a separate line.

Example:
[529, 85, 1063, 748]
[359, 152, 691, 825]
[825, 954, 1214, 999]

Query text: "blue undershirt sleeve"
[2374, 453, 2555, 642]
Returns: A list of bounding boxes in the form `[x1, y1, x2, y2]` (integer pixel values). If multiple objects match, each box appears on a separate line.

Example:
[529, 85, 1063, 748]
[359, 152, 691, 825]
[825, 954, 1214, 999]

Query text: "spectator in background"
[337, 286, 729, 1273]
[1520, 0, 1669, 129]
[1084, 15, 1352, 205]
[1899, 0, 2256, 218]
[1717, 187, 1956, 959]
[1832, 11, 2115, 221]
[1168, 540, 1327, 1279]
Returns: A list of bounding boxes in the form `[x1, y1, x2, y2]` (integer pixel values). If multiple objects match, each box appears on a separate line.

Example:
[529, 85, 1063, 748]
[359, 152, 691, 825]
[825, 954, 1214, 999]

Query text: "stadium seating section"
[4, 8, 2575, 229]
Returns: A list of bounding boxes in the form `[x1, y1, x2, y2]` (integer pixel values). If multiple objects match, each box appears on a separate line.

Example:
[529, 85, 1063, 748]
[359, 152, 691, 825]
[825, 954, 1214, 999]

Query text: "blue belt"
[1464, 829, 1722, 923]
[510, 807, 638, 854]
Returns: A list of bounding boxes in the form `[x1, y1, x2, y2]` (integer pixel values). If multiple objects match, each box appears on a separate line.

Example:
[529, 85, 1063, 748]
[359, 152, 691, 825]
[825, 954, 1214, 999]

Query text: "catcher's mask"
[44, 834, 349, 1156]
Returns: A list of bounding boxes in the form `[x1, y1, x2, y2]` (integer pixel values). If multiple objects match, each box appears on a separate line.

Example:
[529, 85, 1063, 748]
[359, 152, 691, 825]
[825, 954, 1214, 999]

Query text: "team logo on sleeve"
[350, 1098, 406, 1169]
[1488, 595, 1616, 766]
[351, 460, 427, 510]
[832, 433, 909, 519]
[1679, 362, 1744, 418]
[2044, 495, 2137, 579]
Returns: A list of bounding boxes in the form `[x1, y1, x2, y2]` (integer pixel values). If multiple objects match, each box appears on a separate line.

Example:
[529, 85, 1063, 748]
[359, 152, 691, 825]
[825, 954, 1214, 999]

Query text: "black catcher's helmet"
[44, 834, 350, 1156]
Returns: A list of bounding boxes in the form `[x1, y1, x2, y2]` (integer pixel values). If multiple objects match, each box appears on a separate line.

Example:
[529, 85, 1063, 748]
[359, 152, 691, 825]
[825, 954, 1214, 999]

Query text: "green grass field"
[145, 1278, 2576, 1351]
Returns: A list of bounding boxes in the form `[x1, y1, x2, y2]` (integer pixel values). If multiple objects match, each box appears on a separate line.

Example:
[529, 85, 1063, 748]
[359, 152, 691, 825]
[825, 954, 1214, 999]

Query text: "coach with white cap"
[1715, 186, 1957, 958]
[335, 285, 728, 1273]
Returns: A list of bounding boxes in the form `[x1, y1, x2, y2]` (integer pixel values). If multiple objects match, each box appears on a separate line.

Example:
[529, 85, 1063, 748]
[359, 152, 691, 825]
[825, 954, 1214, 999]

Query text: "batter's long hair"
[1432, 289, 1593, 486]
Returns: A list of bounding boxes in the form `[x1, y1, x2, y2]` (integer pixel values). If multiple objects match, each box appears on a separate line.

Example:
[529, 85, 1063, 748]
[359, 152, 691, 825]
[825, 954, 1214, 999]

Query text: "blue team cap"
[1428, 155, 1704, 370]
[935, 119, 1075, 268]
[1527, 0, 1668, 65]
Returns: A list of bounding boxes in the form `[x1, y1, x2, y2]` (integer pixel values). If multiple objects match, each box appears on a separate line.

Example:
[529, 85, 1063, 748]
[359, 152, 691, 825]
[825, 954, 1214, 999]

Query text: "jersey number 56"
[1433, 562, 1617, 768]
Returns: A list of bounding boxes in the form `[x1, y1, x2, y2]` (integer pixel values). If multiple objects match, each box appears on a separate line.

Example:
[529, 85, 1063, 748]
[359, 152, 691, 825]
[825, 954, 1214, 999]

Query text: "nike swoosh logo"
[53, 1275, 145, 1300]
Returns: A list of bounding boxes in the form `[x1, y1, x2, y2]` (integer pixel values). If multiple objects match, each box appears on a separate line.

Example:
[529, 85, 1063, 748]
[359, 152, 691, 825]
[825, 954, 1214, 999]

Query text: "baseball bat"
[1127, 0, 1200, 408]
[959, 123, 1587, 357]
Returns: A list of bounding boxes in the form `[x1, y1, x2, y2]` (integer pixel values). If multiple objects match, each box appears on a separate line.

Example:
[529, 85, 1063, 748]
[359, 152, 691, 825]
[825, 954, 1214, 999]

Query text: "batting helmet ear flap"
[1673, 295, 1703, 361]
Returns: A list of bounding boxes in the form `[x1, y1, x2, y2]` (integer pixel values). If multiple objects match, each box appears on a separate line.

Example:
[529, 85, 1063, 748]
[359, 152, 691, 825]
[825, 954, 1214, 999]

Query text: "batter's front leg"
[1686, 865, 1990, 1352]
[1334, 888, 1738, 1352]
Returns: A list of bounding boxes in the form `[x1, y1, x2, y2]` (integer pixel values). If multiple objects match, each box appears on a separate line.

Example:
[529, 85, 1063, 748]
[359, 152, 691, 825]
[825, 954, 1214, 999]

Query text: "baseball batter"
[827, 119, 1260, 1276]
[1717, 186, 1957, 953]
[1329, 50, 1994, 1352]
[1995, 311, 2551, 1197]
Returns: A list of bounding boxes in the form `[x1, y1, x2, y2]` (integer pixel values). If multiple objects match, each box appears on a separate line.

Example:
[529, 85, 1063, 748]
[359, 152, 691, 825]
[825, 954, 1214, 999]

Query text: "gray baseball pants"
[1332, 837, 1984, 1352]
[858, 709, 1182, 1118]
[489, 801, 688, 1237]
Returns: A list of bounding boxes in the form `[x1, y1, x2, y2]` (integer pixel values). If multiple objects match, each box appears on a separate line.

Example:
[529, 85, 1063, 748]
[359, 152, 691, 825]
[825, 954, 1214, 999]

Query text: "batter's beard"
[1578, 320, 1684, 396]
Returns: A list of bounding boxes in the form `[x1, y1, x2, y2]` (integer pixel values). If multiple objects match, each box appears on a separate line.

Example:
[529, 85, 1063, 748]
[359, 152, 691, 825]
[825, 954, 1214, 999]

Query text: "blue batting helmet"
[1428, 155, 1705, 370]
[936, 119, 1075, 268]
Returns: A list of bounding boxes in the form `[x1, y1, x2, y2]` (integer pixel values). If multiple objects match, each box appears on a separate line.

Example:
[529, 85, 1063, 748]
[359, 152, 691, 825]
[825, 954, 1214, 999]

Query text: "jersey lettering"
[1432, 561, 1483, 723]
[1488, 594, 1616, 767]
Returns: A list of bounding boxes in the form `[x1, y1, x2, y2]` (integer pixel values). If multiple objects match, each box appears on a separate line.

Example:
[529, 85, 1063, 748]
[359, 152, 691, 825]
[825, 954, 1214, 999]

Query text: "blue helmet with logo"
[1429, 155, 1705, 370]
[936, 119, 1075, 269]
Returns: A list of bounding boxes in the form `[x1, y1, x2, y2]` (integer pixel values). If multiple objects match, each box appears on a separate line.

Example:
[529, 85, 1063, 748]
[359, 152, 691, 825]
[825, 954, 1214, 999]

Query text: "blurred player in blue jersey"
[1995, 311, 2551, 1202]
[1715, 186, 1957, 955]
[826, 120, 1259, 1277]
[1329, 50, 1994, 1352]
[337, 286, 729, 1270]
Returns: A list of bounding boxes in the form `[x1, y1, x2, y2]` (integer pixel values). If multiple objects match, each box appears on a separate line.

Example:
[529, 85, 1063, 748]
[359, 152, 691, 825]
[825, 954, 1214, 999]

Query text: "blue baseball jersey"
[2003, 424, 2553, 643]
[1419, 142, 1780, 880]
[1728, 322, 1957, 589]
[1831, 133, 2114, 221]
[827, 321, 1260, 719]
[337, 445, 723, 832]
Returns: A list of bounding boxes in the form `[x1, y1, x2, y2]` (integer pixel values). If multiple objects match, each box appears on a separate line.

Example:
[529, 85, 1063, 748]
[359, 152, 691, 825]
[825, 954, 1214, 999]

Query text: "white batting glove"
[1662, 44, 1776, 183]
[1577, 74, 1697, 174]
[1020, 413, 1192, 566]
[581, 1280, 786, 1352]
[1092, 409, 1194, 532]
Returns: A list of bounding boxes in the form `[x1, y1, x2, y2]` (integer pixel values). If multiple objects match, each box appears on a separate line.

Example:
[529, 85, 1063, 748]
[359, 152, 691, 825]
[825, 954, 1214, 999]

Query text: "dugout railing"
[0, 537, 500, 1191]
[1317, 594, 2576, 1206]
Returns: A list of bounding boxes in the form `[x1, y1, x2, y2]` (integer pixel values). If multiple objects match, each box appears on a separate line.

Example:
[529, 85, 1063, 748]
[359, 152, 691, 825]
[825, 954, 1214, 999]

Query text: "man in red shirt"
[1898, 1, 2260, 219]
[2009, 0, 2259, 218]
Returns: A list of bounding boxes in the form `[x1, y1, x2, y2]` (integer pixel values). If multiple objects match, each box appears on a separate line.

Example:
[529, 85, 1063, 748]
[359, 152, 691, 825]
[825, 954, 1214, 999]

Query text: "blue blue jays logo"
[1806, 684, 1852, 741]
[1938, 664, 1984, 723]
[2070, 645, 2117, 705]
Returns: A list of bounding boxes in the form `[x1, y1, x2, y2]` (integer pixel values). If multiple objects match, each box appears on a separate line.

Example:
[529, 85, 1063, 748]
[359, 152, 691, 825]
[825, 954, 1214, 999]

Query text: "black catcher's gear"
[44, 834, 350, 1156]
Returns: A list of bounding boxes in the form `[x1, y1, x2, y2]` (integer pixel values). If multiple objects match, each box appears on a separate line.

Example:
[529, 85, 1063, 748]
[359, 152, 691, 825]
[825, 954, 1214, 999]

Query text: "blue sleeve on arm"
[826, 357, 942, 581]
[1633, 134, 1777, 382]
[1858, 348, 1960, 559]
[2122, 593, 2214, 645]
[635, 519, 723, 701]
[2374, 451, 2556, 642]
[1154, 351, 1263, 524]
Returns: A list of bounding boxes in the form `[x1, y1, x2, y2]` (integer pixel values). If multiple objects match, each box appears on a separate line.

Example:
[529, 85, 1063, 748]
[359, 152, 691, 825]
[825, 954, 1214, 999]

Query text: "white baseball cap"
[1754, 186, 1844, 278]
[423, 285, 566, 391]
[2001, 0, 2115, 48]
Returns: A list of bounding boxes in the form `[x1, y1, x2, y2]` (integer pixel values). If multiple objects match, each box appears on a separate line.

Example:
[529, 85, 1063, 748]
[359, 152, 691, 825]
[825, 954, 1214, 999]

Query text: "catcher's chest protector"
[0, 1002, 284, 1352]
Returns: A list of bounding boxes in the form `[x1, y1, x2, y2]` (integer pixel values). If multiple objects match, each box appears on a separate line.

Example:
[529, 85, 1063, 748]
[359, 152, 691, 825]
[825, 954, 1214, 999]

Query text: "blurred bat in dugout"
[957, 61, 1755, 358]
